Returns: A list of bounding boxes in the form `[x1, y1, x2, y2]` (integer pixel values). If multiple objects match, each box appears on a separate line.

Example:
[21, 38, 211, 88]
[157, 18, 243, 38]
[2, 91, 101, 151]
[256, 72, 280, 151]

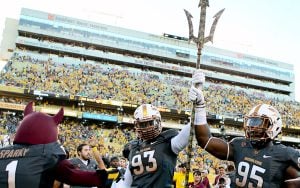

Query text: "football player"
[116, 104, 191, 188]
[0, 102, 107, 188]
[189, 70, 300, 188]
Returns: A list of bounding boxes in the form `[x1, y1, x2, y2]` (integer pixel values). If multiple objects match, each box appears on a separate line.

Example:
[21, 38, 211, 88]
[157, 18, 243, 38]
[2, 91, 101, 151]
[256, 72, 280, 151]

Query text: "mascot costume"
[0, 102, 107, 188]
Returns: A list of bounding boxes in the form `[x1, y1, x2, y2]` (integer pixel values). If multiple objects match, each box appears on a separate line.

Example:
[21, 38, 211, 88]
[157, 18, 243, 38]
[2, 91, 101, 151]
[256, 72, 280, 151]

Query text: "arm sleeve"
[171, 123, 191, 154]
[54, 159, 107, 187]
[114, 165, 132, 188]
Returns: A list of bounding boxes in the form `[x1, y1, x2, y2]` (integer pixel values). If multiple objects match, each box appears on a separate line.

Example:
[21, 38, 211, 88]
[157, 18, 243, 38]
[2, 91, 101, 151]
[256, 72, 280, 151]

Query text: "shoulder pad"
[159, 129, 178, 140]
[229, 137, 246, 144]
[124, 139, 141, 152]
[129, 139, 142, 147]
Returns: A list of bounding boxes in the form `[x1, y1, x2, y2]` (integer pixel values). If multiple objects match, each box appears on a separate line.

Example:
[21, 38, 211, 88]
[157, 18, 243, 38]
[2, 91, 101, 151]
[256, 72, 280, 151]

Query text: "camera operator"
[213, 165, 230, 188]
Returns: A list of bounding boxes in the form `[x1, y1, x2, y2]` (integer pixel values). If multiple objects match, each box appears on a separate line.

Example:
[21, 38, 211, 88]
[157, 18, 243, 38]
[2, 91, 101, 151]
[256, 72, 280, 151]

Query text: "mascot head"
[13, 102, 64, 145]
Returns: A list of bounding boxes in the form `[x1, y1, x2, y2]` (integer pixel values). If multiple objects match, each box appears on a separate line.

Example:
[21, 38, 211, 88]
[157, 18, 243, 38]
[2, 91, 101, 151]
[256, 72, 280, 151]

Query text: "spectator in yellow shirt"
[173, 163, 194, 188]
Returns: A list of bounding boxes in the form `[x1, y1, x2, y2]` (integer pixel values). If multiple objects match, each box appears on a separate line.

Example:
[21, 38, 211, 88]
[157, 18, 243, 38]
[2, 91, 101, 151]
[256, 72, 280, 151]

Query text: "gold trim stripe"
[142, 104, 148, 117]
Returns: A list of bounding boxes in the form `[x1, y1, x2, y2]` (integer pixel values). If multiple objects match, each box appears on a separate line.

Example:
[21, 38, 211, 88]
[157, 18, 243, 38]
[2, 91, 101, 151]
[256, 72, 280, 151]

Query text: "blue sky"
[0, 0, 299, 101]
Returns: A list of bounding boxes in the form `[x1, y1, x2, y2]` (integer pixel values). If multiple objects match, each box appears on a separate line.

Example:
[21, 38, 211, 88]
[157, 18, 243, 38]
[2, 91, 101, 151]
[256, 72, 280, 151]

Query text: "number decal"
[236, 161, 265, 188]
[132, 154, 144, 175]
[236, 161, 249, 186]
[144, 150, 157, 172]
[131, 150, 157, 175]
[6, 160, 18, 188]
[249, 165, 265, 188]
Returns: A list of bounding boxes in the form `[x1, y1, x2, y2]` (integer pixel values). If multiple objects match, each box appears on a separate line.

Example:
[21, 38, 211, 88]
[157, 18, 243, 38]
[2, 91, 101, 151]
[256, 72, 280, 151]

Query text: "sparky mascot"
[0, 102, 107, 188]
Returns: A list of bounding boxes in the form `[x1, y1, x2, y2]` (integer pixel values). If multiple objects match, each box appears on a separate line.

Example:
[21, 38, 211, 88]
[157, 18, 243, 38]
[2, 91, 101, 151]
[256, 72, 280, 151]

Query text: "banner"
[39, 107, 77, 117]
[0, 102, 25, 111]
[82, 112, 117, 122]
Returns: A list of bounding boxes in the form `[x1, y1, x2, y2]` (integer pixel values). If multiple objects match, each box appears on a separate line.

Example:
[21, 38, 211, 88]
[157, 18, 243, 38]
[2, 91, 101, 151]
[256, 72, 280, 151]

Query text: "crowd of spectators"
[1, 52, 299, 128]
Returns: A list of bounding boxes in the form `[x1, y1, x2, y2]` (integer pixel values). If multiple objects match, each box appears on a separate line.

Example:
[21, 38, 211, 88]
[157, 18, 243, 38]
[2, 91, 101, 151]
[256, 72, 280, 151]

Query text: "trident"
[184, 1, 224, 187]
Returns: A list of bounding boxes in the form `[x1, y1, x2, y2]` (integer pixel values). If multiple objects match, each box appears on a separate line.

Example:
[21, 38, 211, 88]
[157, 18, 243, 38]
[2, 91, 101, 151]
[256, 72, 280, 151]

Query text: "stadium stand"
[0, 8, 299, 187]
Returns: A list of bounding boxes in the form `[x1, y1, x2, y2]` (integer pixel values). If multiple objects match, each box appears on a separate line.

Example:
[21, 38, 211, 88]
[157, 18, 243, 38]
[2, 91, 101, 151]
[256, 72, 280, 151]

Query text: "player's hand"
[192, 69, 205, 88]
[189, 86, 205, 108]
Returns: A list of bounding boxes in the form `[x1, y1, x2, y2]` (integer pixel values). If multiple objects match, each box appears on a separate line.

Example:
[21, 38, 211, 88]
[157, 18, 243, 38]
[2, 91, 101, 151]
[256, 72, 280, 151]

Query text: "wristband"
[194, 107, 207, 125]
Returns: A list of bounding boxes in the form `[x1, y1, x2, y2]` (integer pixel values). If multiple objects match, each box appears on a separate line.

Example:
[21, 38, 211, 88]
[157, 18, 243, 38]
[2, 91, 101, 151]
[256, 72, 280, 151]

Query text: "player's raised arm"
[189, 70, 233, 160]
[170, 120, 191, 154]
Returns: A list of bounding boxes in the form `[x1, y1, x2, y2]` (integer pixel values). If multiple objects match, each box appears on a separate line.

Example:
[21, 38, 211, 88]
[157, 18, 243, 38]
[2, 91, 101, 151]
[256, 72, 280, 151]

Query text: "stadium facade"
[1, 9, 295, 99]
[0, 8, 298, 145]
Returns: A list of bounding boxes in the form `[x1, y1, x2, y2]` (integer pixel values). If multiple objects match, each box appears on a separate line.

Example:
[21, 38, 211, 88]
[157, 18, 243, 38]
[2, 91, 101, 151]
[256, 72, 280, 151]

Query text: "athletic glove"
[192, 69, 205, 88]
[189, 70, 207, 125]
[189, 86, 205, 108]
[189, 69, 205, 108]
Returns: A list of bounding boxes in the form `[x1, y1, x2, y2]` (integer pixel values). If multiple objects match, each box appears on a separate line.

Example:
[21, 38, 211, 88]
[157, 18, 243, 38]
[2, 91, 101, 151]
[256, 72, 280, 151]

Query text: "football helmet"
[134, 104, 162, 141]
[244, 104, 282, 145]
